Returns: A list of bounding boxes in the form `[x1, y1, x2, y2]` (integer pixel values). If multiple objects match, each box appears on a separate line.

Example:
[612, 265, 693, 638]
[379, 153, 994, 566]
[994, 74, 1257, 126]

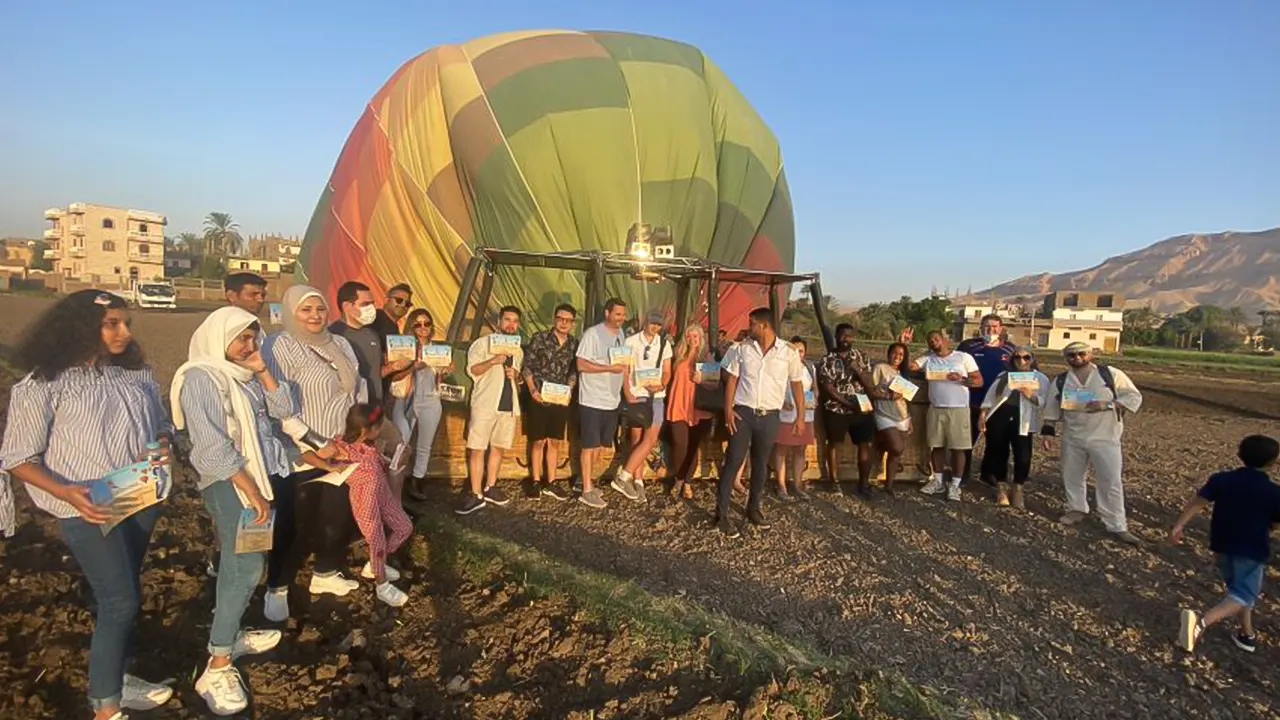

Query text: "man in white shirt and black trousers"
[717, 307, 808, 537]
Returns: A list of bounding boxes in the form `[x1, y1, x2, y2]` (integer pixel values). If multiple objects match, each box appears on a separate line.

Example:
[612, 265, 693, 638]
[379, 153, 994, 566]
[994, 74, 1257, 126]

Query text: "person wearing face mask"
[329, 281, 411, 500]
[956, 314, 1015, 487]
[1041, 342, 1144, 545]
[977, 346, 1050, 509]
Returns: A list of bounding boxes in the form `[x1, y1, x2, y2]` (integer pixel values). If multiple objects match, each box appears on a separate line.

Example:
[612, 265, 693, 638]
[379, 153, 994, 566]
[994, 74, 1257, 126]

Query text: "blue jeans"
[60, 505, 159, 711]
[203, 480, 265, 655]
[394, 395, 444, 477]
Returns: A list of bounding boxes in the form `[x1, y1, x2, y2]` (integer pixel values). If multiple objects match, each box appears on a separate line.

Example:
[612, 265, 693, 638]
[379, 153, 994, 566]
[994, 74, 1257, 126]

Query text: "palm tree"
[175, 232, 203, 255]
[1226, 306, 1247, 331]
[203, 212, 242, 258]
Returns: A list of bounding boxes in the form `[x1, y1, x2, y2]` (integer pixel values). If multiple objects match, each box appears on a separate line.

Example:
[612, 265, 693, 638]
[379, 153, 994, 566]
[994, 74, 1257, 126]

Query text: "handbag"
[619, 398, 653, 427]
[693, 384, 722, 413]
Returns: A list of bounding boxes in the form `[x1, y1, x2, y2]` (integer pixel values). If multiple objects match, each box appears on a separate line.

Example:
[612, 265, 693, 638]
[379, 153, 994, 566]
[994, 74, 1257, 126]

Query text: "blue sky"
[1, 0, 1276, 304]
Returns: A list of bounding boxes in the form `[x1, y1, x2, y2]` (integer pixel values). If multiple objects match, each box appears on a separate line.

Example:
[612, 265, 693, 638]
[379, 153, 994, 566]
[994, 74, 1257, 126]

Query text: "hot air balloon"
[299, 29, 801, 337]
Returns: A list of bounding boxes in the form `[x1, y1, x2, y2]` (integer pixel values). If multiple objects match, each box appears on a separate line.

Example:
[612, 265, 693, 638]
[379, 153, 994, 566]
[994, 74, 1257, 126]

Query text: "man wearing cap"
[957, 314, 1015, 486]
[1041, 342, 1144, 544]
[613, 311, 673, 502]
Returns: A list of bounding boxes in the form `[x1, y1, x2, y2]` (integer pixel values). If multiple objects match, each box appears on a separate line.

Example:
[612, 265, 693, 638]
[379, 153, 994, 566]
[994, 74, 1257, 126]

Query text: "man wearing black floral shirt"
[522, 303, 580, 499]
[818, 323, 880, 497]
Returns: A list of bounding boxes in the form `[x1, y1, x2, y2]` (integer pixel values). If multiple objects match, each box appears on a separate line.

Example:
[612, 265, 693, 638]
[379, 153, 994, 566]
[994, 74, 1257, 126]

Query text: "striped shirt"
[262, 332, 366, 439]
[0, 365, 173, 519]
[178, 368, 295, 490]
[0, 471, 15, 537]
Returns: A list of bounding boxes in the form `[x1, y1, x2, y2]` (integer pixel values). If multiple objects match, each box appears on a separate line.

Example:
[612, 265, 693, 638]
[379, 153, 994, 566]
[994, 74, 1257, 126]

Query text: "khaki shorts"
[467, 409, 517, 451]
[926, 407, 972, 450]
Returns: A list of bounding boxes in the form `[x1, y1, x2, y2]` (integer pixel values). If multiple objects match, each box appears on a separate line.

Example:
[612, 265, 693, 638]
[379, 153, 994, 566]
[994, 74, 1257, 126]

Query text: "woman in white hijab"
[260, 285, 366, 623]
[172, 306, 291, 715]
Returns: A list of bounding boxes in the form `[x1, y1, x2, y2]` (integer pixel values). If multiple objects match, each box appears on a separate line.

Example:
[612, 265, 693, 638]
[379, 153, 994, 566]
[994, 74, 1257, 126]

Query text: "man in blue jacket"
[956, 314, 1014, 486]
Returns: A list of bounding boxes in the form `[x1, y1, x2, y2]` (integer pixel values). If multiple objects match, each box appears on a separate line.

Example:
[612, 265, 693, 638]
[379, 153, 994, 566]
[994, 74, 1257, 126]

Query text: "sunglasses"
[390, 297, 412, 306]
[1066, 352, 1088, 359]
[412, 321, 432, 328]
[1012, 354, 1032, 361]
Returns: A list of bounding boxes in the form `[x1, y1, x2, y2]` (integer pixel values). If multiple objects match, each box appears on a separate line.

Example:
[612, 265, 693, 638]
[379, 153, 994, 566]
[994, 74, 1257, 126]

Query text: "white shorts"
[650, 398, 666, 428]
[875, 415, 911, 432]
[467, 409, 517, 451]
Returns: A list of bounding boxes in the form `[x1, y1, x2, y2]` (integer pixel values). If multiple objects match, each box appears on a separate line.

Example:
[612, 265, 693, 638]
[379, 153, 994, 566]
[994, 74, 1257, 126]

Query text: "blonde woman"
[665, 324, 718, 500]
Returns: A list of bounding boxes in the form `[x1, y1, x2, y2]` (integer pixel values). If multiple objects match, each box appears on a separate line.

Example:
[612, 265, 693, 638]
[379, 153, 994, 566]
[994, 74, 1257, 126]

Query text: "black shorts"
[822, 409, 877, 445]
[526, 401, 570, 441]
[579, 406, 620, 450]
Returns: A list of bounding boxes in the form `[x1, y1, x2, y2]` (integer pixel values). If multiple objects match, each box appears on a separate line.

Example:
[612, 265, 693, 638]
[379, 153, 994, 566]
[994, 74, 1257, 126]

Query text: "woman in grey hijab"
[977, 345, 1050, 508]
[260, 284, 368, 622]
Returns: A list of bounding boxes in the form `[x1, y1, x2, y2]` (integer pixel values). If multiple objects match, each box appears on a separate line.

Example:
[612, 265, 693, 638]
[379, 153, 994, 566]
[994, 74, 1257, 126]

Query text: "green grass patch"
[412, 510, 1009, 719]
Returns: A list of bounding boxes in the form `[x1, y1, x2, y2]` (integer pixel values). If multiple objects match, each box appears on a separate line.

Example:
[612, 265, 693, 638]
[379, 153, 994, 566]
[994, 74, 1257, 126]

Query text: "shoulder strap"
[1096, 364, 1116, 393]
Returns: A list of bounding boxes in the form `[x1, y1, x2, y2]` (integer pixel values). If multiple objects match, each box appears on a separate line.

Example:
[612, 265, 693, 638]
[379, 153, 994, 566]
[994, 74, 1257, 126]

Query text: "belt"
[735, 405, 779, 417]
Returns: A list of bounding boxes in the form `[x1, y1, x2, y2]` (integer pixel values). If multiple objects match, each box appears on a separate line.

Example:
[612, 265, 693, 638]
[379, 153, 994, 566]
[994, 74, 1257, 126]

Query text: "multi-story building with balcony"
[1036, 291, 1124, 352]
[44, 203, 167, 282]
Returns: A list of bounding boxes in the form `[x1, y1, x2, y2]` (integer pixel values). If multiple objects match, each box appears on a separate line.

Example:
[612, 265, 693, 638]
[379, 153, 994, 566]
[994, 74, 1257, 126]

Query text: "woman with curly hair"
[0, 290, 175, 720]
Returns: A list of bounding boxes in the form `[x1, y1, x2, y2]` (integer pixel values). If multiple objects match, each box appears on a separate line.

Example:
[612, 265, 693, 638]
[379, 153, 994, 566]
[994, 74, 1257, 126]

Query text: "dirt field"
[1, 294, 1278, 719]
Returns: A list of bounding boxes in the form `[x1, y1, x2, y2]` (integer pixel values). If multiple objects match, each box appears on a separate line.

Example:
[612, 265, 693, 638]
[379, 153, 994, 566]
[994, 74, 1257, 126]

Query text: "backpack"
[1053, 364, 1123, 419]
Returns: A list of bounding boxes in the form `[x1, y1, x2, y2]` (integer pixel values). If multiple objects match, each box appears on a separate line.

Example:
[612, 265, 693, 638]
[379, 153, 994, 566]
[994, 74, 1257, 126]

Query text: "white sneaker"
[310, 572, 359, 597]
[121, 674, 173, 711]
[361, 561, 401, 582]
[195, 663, 249, 716]
[263, 587, 289, 623]
[232, 629, 282, 660]
[920, 477, 946, 495]
[1179, 609, 1203, 652]
[376, 581, 409, 607]
[947, 483, 962, 501]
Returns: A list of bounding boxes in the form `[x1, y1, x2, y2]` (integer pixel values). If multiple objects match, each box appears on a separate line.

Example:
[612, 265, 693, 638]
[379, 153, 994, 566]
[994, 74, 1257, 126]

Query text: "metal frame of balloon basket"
[444, 247, 834, 353]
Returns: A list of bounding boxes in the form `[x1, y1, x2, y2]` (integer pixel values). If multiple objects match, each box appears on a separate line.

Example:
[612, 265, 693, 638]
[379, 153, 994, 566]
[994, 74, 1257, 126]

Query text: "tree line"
[164, 212, 294, 279]
[1123, 305, 1277, 352]
[783, 293, 954, 344]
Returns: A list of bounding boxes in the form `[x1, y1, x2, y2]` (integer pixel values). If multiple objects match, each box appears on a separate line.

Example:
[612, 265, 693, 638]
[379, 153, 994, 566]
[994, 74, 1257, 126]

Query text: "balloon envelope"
[300, 29, 795, 334]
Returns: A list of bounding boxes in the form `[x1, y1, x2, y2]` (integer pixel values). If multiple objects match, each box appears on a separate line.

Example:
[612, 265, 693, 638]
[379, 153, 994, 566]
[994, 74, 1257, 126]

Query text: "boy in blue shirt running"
[1170, 434, 1280, 653]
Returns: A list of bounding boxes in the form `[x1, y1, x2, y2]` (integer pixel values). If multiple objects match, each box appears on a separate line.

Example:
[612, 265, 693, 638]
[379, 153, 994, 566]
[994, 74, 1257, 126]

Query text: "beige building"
[245, 234, 302, 270]
[227, 256, 283, 277]
[1035, 291, 1124, 353]
[1, 238, 37, 269]
[45, 203, 167, 282]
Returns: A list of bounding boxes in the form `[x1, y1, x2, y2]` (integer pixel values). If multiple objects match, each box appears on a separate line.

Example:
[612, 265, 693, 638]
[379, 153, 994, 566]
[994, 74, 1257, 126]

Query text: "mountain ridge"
[972, 227, 1280, 315]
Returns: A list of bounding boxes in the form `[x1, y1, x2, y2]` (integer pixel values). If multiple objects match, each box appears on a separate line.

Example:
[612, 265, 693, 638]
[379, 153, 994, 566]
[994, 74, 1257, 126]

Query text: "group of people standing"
[0, 276, 1157, 718]
[0, 274, 438, 718]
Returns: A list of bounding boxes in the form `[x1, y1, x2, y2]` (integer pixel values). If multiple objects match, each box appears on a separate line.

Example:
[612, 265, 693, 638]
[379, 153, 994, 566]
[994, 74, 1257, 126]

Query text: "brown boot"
[1011, 484, 1025, 510]
[995, 483, 1010, 506]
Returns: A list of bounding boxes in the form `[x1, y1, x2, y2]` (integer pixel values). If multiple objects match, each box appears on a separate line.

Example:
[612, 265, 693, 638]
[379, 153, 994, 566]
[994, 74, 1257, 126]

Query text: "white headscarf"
[171, 306, 274, 505]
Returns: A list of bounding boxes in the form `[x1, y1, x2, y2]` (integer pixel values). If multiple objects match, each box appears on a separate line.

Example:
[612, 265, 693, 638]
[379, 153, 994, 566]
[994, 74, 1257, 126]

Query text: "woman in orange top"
[666, 324, 717, 500]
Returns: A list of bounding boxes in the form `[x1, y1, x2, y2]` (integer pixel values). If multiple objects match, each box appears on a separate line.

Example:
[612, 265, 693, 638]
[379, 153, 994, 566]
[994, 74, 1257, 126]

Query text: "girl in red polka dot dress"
[333, 403, 413, 607]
